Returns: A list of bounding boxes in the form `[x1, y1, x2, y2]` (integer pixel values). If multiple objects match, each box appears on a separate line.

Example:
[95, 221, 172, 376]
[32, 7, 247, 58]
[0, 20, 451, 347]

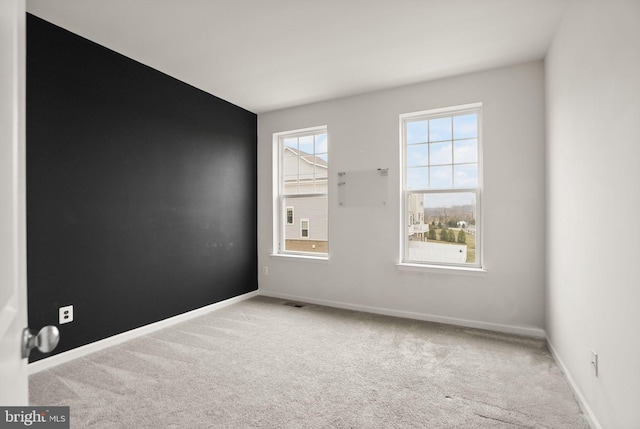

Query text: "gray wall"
[258, 61, 546, 336]
[545, 0, 640, 427]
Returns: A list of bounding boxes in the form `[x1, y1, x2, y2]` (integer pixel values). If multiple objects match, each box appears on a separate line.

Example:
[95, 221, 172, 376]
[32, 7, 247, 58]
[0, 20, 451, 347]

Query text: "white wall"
[545, 0, 640, 427]
[258, 61, 547, 336]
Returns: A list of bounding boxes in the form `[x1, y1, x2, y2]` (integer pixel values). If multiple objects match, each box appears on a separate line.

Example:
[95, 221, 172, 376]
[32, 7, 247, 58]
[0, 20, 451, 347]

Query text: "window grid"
[275, 126, 328, 257]
[282, 132, 328, 196]
[406, 112, 479, 191]
[402, 104, 482, 269]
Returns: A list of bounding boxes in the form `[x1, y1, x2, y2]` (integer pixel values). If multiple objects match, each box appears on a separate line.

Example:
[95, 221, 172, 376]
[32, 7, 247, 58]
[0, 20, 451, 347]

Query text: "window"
[401, 103, 482, 268]
[286, 207, 294, 225]
[274, 126, 328, 256]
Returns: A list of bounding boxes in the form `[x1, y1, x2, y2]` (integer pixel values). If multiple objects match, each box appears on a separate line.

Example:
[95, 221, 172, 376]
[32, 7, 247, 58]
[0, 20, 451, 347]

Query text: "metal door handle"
[22, 326, 60, 358]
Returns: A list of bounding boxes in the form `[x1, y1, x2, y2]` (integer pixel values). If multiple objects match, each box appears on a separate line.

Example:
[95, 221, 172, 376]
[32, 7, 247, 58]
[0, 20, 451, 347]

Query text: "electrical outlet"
[591, 350, 598, 377]
[59, 305, 73, 324]
[262, 266, 269, 276]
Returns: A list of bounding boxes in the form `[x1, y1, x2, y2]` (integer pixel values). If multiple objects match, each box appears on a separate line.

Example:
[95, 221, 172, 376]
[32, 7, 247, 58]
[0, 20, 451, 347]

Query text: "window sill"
[396, 262, 487, 276]
[270, 253, 330, 263]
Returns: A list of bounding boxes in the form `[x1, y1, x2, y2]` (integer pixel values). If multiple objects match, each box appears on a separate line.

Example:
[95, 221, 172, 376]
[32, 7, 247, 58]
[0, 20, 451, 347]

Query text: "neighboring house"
[283, 147, 328, 251]
[407, 193, 428, 241]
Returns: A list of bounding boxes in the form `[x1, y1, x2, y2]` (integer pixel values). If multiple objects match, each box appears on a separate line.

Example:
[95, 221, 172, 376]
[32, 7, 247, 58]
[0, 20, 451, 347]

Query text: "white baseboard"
[547, 340, 601, 429]
[259, 290, 547, 338]
[28, 290, 259, 374]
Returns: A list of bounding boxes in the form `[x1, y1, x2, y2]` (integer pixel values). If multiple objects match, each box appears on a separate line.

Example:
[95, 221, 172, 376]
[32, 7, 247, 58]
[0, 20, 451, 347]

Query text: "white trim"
[273, 125, 328, 140]
[396, 263, 487, 276]
[547, 340, 601, 429]
[269, 253, 329, 263]
[399, 102, 483, 121]
[259, 290, 545, 338]
[28, 290, 259, 374]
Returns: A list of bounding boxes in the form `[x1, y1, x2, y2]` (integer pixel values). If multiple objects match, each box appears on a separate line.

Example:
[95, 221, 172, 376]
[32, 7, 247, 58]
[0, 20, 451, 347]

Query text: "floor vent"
[283, 302, 305, 308]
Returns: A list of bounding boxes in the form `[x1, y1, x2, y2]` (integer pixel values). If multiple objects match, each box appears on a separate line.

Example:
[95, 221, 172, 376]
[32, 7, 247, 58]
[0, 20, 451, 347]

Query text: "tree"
[457, 229, 467, 244]
[428, 229, 437, 240]
[447, 230, 456, 242]
[439, 228, 449, 242]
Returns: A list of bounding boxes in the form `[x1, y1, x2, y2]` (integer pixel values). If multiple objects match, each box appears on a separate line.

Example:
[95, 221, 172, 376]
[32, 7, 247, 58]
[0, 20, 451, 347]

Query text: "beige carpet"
[30, 296, 589, 428]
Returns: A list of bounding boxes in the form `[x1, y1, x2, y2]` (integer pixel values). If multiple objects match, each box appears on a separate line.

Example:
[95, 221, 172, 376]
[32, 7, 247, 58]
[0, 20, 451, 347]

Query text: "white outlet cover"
[59, 305, 73, 324]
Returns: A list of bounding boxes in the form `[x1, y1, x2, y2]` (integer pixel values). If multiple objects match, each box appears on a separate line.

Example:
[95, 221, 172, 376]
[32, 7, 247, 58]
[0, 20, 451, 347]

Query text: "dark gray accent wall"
[26, 14, 257, 362]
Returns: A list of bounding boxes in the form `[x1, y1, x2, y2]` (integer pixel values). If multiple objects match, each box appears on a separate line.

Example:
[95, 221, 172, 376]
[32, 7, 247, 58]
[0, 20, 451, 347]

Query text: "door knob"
[22, 326, 60, 358]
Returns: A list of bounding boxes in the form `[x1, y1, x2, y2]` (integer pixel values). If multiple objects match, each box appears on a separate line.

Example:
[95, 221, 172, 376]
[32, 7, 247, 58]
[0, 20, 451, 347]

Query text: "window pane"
[299, 135, 314, 154]
[454, 139, 477, 164]
[283, 147, 297, 159]
[429, 117, 452, 142]
[299, 155, 314, 182]
[407, 144, 428, 167]
[453, 114, 477, 139]
[315, 133, 328, 154]
[430, 165, 453, 189]
[283, 138, 297, 151]
[283, 156, 298, 176]
[430, 141, 452, 165]
[407, 120, 428, 144]
[454, 164, 478, 188]
[314, 165, 328, 194]
[407, 167, 428, 190]
[283, 196, 327, 253]
[407, 192, 477, 264]
[313, 153, 328, 170]
[283, 177, 299, 194]
[315, 165, 328, 181]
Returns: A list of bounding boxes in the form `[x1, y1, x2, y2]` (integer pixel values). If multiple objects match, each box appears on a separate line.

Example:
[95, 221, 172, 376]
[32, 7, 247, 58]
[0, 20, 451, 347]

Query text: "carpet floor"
[30, 296, 589, 428]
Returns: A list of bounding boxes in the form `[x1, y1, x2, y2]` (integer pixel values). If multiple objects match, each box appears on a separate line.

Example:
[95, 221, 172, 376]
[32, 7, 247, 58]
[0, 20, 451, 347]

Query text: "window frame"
[273, 125, 328, 259]
[400, 103, 483, 270]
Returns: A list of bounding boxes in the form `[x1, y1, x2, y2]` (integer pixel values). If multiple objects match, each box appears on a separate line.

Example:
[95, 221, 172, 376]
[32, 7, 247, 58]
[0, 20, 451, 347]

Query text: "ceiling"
[26, 0, 569, 113]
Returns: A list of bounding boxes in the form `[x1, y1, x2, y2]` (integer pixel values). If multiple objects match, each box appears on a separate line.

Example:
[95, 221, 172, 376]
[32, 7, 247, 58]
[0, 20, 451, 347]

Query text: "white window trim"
[399, 103, 484, 271]
[272, 125, 329, 259]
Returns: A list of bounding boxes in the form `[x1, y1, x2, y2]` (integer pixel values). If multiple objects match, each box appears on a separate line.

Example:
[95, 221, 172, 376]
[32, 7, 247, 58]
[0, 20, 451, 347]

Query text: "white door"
[0, 0, 28, 405]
